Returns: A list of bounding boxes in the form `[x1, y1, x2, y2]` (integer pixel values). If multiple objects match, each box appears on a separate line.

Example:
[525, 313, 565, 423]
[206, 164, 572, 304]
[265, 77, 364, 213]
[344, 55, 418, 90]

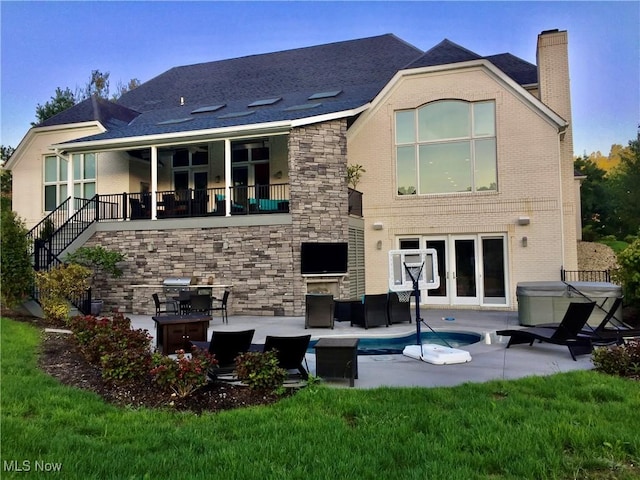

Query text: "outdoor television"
[301, 242, 348, 275]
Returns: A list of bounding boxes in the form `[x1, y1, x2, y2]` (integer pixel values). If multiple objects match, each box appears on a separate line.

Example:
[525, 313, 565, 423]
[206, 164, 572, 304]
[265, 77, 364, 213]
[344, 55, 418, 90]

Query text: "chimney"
[536, 29, 572, 126]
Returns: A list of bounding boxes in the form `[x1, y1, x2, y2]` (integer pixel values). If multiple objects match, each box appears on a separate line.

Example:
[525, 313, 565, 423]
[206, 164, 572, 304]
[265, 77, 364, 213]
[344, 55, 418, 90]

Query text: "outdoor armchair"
[305, 294, 335, 329]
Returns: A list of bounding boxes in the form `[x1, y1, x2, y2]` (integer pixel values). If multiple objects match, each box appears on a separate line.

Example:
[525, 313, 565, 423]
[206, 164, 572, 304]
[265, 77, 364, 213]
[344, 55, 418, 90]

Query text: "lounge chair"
[496, 301, 596, 360]
[262, 335, 311, 380]
[538, 297, 639, 344]
[190, 329, 255, 379]
[305, 294, 335, 329]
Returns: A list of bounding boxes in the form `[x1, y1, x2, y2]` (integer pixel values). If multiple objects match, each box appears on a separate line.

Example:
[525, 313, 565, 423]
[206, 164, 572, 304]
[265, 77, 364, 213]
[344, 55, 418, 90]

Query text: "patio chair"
[189, 294, 212, 316]
[387, 291, 412, 324]
[350, 294, 390, 329]
[305, 294, 335, 329]
[210, 290, 230, 324]
[190, 329, 255, 379]
[262, 334, 311, 380]
[538, 297, 639, 344]
[152, 293, 178, 316]
[496, 301, 596, 360]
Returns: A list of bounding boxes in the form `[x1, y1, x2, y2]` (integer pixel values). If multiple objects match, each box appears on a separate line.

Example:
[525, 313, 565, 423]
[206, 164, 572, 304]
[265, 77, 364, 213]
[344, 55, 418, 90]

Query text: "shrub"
[613, 239, 640, 307]
[35, 264, 91, 323]
[235, 350, 287, 393]
[65, 245, 126, 299]
[150, 348, 218, 398]
[581, 225, 599, 242]
[68, 313, 153, 382]
[0, 210, 34, 308]
[592, 340, 640, 378]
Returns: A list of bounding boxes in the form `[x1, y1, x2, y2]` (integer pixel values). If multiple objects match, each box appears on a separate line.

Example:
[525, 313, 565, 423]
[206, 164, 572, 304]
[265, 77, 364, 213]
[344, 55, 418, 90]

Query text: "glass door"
[424, 238, 448, 304]
[481, 236, 507, 305]
[452, 237, 479, 305]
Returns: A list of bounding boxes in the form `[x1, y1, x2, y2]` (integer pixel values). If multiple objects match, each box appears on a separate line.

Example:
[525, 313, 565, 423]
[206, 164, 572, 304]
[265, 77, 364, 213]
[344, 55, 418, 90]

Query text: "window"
[44, 155, 68, 211]
[395, 100, 496, 195]
[72, 153, 96, 200]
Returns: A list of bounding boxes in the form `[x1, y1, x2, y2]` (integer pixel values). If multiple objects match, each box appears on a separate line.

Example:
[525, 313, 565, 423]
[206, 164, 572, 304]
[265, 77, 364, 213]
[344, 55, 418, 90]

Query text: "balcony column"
[224, 138, 231, 217]
[151, 146, 158, 220]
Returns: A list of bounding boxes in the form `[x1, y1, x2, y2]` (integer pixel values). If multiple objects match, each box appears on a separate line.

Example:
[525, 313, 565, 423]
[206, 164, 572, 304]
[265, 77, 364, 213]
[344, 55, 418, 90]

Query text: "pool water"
[309, 331, 481, 356]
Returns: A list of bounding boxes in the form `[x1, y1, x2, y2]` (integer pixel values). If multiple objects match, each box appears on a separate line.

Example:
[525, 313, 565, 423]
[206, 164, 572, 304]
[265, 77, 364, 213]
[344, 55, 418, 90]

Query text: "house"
[6, 30, 579, 316]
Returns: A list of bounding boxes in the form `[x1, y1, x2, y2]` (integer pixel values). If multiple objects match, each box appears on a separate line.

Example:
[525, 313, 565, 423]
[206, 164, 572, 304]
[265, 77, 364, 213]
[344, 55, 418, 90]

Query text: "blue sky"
[1, 1, 638, 156]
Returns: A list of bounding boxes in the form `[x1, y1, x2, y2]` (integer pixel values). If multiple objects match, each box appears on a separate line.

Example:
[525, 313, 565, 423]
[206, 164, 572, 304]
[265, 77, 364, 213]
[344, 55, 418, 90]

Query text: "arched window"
[395, 100, 496, 195]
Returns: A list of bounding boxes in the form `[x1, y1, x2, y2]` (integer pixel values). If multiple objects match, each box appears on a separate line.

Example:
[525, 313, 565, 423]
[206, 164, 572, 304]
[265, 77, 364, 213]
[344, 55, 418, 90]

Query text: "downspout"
[54, 148, 74, 221]
[557, 127, 567, 269]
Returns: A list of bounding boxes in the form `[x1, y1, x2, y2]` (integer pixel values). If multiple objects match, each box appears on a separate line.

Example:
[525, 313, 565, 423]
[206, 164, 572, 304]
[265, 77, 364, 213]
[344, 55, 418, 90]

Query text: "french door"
[401, 234, 508, 306]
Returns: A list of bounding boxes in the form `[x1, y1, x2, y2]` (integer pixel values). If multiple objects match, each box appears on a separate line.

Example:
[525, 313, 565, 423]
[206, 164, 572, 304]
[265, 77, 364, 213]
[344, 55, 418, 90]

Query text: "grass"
[598, 239, 629, 255]
[2, 317, 640, 480]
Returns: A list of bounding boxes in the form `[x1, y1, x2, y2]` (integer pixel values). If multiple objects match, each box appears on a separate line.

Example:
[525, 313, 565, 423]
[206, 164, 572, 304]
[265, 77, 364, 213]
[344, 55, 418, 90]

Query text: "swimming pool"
[309, 331, 481, 356]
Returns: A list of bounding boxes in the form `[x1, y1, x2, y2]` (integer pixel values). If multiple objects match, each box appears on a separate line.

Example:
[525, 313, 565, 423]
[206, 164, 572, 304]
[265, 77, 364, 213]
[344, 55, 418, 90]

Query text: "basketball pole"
[403, 262, 453, 352]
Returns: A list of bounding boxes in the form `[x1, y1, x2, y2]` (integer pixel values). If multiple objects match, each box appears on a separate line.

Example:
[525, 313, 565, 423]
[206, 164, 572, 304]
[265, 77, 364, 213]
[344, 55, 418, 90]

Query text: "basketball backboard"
[388, 249, 440, 292]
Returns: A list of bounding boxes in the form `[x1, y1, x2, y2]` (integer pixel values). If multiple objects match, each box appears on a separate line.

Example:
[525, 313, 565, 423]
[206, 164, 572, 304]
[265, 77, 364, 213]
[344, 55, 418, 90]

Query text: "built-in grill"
[162, 277, 195, 294]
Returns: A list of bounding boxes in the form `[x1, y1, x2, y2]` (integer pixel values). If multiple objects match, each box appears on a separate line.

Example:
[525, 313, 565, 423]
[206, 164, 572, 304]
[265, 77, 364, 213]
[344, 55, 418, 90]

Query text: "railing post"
[123, 192, 128, 221]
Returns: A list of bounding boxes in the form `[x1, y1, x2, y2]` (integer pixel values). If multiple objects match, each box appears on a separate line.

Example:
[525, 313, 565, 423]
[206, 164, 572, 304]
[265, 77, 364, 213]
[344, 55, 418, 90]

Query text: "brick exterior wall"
[347, 33, 576, 309]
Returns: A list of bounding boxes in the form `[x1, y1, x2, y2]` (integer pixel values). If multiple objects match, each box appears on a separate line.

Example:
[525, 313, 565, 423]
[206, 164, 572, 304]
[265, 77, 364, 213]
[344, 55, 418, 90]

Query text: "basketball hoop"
[396, 290, 412, 303]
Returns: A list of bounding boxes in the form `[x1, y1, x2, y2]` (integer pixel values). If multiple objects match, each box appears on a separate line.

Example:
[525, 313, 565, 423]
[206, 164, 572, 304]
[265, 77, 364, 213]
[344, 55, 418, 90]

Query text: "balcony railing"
[96, 183, 362, 221]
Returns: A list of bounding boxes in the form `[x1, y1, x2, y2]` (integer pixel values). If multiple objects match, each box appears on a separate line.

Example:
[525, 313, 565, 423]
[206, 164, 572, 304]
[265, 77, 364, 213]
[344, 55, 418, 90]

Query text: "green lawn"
[2, 318, 639, 479]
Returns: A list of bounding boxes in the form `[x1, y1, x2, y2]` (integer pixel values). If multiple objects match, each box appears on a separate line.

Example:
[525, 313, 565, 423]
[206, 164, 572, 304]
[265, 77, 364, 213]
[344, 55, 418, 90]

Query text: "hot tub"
[516, 281, 622, 326]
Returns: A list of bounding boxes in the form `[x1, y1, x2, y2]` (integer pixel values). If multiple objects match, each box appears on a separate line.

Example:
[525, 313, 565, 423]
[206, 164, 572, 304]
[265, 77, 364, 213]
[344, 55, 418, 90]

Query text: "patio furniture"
[175, 290, 192, 314]
[496, 301, 596, 360]
[314, 337, 359, 387]
[350, 294, 390, 329]
[538, 297, 639, 344]
[262, 334, 311, 380]
[387, 291, 412, 324]
[210, 290, 230, 324]
[152, 313, 210, 355]
[152, 293, 178, 316]
[189, 293, 212, 316]
[190, 329, 255, 379]
[129, 198, 149, 219]
[305, 294, 335, 329]
[334, 298, 361, 322]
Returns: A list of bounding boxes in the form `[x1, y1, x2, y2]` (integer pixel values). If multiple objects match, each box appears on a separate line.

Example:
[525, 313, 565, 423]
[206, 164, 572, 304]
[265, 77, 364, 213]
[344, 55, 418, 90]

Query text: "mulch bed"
[8, 313, 294, 414]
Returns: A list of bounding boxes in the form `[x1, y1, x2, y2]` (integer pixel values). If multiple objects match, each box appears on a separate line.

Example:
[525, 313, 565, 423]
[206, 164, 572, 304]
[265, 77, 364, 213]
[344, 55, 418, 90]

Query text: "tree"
[33, 87, 76, 125]
[78, 69, 111, 100]
[608, 138, 640, 238]
[1, 145, 13, 212]
[0, 210, 34, 308]
[574, 155, 614, 238]
[112, 78, 141, 100]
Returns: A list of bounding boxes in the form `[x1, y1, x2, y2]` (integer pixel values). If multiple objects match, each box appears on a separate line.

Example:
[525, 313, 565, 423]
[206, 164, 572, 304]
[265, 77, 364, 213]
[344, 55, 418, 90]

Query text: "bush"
[613, 239, 640, 307]
[151, 348, 217, 398]
[0, 210, 34, 308]
[35, 264, 91, 323]
[581, 225, 600, 242]
[68, 313, 153, 382]
[592, 341, 640, 378]
[235, 350, 287, 393]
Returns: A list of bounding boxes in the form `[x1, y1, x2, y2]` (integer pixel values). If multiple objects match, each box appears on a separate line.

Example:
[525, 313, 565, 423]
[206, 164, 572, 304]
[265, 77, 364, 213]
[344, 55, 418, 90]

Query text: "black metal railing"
[27, 196, 98, 315]
[561, 268, 613, 283]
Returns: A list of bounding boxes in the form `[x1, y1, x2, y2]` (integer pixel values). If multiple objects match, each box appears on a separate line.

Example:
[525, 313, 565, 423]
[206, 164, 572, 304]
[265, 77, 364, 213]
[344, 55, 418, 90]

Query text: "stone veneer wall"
[84, 119, 351, 317]
[288, 119, 351, 311]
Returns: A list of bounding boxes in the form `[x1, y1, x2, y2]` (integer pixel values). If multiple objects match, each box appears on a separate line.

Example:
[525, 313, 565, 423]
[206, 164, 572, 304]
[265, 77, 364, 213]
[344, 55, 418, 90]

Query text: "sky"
[1, 1, 638, 156]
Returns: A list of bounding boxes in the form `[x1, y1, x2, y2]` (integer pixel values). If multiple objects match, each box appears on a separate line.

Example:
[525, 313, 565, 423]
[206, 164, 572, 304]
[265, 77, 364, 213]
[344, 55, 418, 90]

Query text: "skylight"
[283, 103, 322, 112]
[191, 104, 226, 114]
[156, 117, 194, 125]
[248, 97, 282, 107]
[308, 89, 342, 100]
[217, 110, 256, 119]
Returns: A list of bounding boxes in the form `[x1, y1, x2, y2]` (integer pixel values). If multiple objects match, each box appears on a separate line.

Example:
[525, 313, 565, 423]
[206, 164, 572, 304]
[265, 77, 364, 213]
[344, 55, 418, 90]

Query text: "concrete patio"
[128, 307, 595, 389]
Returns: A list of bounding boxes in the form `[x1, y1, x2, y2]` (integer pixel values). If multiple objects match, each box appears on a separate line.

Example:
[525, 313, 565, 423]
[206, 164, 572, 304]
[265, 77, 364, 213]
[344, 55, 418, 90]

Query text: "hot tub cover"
[516, 281, 622, 298]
